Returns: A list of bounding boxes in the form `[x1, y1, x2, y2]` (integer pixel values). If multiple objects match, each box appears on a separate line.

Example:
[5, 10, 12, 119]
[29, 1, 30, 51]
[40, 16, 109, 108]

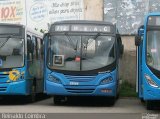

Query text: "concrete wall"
[83, 0, 137, 86]
[120, 36, 136, 85]
[83, 0, 103, 21]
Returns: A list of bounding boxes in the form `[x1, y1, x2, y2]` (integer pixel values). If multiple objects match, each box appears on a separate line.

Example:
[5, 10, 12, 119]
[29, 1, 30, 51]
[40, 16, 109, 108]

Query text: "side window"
[32, 36, 38, 60]
[37, 37, 42, 60]
[40, 38, 44, 56]
[27, 35, 32, 60]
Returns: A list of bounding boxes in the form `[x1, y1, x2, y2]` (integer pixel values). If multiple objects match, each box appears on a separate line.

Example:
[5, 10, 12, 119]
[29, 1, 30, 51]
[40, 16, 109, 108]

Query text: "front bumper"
[144, 86, 160, 100]
[0, 80, 27, 95]
[45, 80, 116, 97]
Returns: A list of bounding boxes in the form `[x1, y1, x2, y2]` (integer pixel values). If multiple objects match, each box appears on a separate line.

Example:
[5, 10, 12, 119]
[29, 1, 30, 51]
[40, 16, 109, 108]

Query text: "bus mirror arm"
[135, 35, 141, 46]
[41, 45, 44, 55]
[120, 44, 124, 56]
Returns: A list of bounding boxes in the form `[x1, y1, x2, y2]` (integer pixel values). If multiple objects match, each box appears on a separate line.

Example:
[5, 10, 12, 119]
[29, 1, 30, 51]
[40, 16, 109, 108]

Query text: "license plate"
[69, 82, 79, 85]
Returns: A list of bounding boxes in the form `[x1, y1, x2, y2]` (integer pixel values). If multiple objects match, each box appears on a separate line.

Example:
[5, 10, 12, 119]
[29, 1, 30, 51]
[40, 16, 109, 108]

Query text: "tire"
[116, 78, 120, 100]
[26, 85, 36, 103]
[31, 85, 36, 102]
[109, 97, 116, 106]
[103, 97, 116, 106]
[146, 100, 154, 110]
[140, 98, 145, 103]
[53, 96, 66, 105]
[116, 93, 119, 100]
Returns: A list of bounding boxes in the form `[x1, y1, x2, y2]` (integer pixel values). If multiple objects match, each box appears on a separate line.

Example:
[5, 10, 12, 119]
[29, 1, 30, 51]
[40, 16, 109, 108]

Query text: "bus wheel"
[140, 98, 145, 103]
[103, 97, 116, 106]
[108, 97, 116, 106]
[116, 93, 119, 100]
[146, 100, 154, 110]
[26, 85, 36, 103]
[31, 85, 36, 102]
[53, 96, 66, 105]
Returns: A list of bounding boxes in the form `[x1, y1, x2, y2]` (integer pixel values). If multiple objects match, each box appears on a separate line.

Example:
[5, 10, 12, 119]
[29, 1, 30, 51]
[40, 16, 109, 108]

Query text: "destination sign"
[148, 16, 160, 26]
[53, 24, 113, 33]
[71, 25, 111, 32]
[0, 26, 21, 35]
[55, 25, 70, 32]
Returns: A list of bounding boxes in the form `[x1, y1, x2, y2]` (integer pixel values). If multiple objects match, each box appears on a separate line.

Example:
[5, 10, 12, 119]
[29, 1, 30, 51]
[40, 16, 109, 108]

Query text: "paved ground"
[0, 96, 159, 113]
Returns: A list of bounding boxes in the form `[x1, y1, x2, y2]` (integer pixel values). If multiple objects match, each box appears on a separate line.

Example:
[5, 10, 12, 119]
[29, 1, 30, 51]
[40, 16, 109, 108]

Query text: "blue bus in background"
[44, 20, 123, 105]
[135, 13, 160, 109]
[0, 24, 44, 102]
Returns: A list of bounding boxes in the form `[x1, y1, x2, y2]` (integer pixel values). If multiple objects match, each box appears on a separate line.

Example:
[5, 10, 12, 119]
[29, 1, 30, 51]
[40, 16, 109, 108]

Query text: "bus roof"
[52, 20, 114, 26]
[0, 23, 43, 37]
[26, 27, 43, 38]
[0, 23, 25, 28]
[146, 12, 160, 17]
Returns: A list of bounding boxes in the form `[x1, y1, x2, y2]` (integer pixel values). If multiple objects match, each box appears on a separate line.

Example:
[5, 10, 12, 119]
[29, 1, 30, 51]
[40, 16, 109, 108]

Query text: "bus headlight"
[48, 75, 61, 84]
[100, 77, 113, 85]
[144, 74, 158, 88]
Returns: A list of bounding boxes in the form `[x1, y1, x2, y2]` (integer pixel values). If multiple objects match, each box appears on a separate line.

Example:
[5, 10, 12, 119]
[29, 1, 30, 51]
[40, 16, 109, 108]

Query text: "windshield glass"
[147, 31, 160, 70]
[0, 36, 24, 69]
[48, 34, 115, 71]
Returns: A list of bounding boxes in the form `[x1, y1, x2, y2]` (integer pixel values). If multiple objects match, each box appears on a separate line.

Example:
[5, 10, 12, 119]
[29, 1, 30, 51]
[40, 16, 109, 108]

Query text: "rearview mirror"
[135, 35, 141, 46]
[12, 48, 20, 55]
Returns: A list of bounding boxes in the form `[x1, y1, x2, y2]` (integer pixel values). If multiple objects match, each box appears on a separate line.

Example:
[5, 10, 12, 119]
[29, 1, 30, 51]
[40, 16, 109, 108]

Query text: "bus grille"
[0, 87, 7, 91]
[0, 74, 8, 78]
[0, 74, 9, 83]
[65, 86, 95, 94]
[64, 75, 96, 82]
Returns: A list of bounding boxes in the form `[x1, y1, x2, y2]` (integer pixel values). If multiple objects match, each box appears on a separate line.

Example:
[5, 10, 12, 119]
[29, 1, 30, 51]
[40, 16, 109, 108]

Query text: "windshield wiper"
[64, 33, 76, 49]
[94, 33, 101, 39]
[64, 33, 80, 53]
[0, 34, 19, 49]
[0, 36, 12, 49]
[75, 39, 79, 51]
[87, 33, 101, 47]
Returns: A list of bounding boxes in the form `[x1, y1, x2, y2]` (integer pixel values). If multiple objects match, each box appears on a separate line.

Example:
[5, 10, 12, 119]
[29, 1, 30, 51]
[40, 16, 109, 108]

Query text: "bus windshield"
[147, 30, 160, 71]
[0, 36, 24, 69]
[48, 34, 115, 71]
[146, 16, 160, 71]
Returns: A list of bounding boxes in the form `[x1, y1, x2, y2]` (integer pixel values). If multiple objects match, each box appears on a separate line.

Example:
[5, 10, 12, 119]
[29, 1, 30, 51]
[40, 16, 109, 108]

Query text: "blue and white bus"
[44, 20, 123, 104]
[135, 13, 160, 109]
[0, 24, 44, 102]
